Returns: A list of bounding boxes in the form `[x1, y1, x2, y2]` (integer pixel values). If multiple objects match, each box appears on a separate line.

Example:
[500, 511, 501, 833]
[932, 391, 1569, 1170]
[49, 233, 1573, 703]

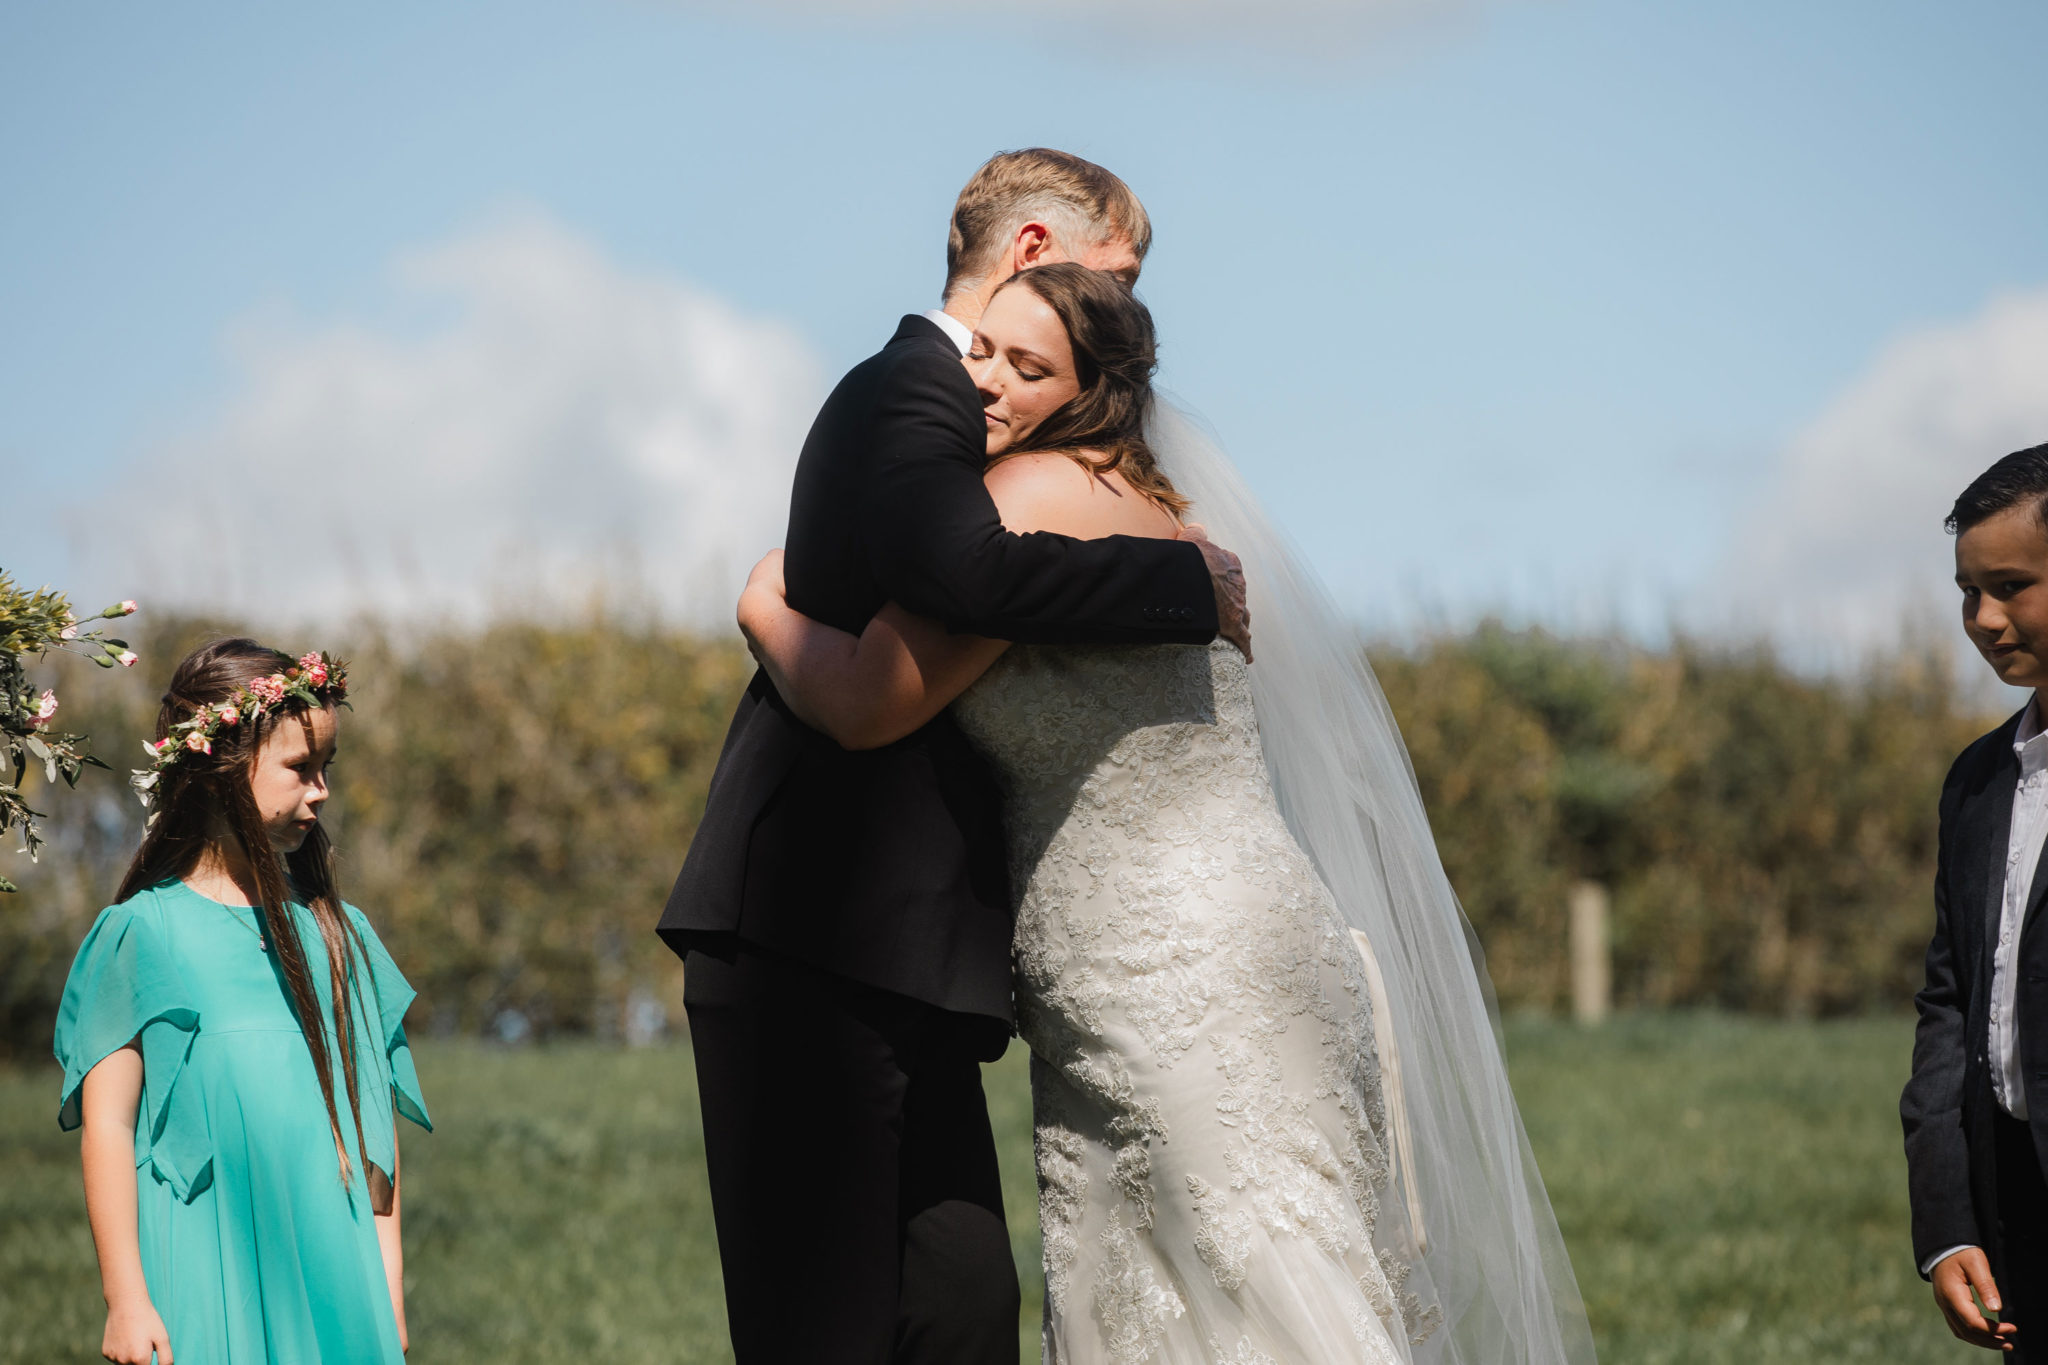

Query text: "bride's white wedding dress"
[954, 640, 1434, 1365]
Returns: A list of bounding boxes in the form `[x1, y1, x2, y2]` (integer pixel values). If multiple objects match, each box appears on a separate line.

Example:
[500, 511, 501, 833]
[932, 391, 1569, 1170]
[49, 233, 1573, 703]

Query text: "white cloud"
[99, 214, 821, 631]
[1725, 287, 2048, 651]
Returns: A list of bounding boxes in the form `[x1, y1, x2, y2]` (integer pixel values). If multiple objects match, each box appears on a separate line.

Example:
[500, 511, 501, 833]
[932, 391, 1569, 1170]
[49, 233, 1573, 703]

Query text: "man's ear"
[1011, 221, 1054, 272]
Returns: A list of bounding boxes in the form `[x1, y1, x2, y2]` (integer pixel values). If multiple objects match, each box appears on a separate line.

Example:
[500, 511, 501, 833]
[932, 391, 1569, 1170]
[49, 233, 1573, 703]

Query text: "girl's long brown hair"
[990, 261, 1188, 515]
[117, 637, 371, 1192]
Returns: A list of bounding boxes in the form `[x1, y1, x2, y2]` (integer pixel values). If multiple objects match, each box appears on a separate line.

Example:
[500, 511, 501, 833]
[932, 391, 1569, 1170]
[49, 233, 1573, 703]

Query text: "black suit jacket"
[657, 315, 1216, 1044]
[1903, 706, 2048, 1275]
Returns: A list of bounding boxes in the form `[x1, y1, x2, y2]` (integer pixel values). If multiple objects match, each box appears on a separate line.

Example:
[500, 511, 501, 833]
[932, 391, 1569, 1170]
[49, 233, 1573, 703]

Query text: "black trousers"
[684, 944, 1020, 1365]
[1997, 1111, 2048, 1359]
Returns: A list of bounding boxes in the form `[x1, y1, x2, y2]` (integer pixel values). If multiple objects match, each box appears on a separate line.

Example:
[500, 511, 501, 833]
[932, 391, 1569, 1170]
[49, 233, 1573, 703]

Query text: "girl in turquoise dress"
[55, 638, 430, 1364]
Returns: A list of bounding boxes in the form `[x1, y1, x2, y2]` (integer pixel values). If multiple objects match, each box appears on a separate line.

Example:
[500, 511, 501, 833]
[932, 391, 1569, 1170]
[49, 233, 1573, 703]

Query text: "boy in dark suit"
[1905, 442, 2048, 1355]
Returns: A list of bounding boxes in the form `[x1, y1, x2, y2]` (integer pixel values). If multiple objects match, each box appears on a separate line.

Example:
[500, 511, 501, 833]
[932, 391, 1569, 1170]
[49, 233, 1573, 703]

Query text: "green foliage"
[0, 610, 2002, 1053]
[332, 619, 753, 1038]
[1372, 623, 1995, 1015]
[0, 612, 750, 1058]
[0, 572, 137, 892]
[0, 1019, 1956, 1363]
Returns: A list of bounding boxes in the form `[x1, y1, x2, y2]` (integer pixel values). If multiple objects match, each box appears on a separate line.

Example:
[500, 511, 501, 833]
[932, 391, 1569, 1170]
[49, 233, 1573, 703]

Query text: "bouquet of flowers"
[1, 570, 137, 891]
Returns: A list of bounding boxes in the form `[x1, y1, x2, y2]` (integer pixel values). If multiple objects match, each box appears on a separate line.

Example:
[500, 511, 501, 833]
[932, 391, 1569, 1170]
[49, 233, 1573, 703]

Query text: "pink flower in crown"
[298, 652, 329, 687]
[32, 690, 58, 726]
[249, 675, 288, 706]
[184, 731, 212, 755]
[216, 703, 241, 727]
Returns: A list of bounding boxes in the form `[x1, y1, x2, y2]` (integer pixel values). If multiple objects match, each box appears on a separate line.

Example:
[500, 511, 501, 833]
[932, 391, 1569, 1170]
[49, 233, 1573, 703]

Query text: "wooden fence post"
[1570, 880, 1611, 1026]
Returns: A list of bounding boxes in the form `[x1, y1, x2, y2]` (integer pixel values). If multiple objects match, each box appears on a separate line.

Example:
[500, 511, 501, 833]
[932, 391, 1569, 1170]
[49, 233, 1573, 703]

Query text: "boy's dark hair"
[1948, 442, 2048, 535]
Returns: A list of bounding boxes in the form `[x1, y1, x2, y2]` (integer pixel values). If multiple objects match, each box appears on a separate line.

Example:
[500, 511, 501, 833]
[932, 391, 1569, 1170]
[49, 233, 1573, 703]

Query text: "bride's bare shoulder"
[985, 451, 1179, 540]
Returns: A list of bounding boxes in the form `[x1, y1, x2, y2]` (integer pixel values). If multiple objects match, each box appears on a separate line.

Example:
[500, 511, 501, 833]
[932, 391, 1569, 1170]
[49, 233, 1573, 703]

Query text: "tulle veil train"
[1149, 399, 1598, 1365]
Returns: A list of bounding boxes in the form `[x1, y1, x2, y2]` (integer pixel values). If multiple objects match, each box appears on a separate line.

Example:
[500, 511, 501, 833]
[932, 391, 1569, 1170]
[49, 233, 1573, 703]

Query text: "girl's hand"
[101, 1296, 172, 1364]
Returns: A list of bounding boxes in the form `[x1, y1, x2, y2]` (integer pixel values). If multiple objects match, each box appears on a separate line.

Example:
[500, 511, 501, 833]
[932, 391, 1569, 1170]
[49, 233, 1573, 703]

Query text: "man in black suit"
[657, 149, 1249, 1364]
[1905, 442, 2048, 1357]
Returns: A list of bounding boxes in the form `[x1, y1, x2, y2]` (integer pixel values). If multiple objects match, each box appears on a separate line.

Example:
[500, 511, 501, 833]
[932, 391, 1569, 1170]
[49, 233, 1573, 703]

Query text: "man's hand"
[1934, 1247, 2017, 1351]
[1178, 524, 1251, 663]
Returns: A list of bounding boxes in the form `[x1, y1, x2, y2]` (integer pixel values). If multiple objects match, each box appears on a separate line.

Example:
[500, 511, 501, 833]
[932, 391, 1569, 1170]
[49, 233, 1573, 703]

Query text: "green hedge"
[1371, 623, 1993, 1015]
[0, 614, 1999, 1056]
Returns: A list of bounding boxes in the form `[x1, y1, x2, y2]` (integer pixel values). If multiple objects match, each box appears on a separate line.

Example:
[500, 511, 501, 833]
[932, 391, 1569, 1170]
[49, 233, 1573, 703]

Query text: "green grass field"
[0, 1016, 1962, 1363]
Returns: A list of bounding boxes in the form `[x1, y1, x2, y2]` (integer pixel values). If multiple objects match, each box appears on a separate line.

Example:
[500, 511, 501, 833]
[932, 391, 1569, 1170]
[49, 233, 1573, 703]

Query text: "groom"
[658, 149, 1249, 1364]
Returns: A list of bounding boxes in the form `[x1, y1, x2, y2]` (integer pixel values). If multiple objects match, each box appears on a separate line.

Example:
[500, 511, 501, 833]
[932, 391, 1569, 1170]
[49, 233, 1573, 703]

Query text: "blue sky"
[5, 0, 2046, 640]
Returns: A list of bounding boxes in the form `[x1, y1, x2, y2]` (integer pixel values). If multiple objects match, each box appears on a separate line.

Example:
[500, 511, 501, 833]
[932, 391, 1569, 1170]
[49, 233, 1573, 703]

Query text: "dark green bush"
[0, 612, 1998, 1056]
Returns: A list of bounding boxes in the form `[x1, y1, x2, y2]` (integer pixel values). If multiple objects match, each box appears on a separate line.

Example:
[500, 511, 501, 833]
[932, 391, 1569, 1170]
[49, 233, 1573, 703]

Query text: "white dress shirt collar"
[2019, 694, 2047, 756]
[922, 308, 973, 357]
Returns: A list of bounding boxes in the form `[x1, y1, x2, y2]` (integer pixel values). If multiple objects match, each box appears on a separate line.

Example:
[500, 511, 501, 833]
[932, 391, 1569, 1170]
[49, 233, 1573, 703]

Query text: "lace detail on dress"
[954, 642, 1416, 1363]
[1188, 1173, 1254, 1290]
[1095, 1206, 1186, 1364]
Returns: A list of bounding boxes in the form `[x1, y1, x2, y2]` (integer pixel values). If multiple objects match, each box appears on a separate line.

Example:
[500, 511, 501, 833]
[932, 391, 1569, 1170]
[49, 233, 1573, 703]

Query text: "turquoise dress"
[55, 880, 431, 1364]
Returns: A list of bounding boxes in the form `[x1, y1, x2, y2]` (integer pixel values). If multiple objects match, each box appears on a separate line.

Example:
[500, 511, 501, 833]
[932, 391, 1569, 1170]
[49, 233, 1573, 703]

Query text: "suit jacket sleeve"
[861, 341, 1219, 646]
[1901, 751, 1982, 1272]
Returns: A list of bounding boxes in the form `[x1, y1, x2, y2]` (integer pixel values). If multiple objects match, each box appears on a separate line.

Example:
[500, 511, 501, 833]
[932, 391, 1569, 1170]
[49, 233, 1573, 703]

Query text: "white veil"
[1149, 399, 1598, 1365]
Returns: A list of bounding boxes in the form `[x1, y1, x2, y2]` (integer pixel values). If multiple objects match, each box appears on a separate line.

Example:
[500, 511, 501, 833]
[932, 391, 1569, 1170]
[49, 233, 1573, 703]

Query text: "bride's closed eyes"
[967, 339, 1054, 383]
[964, 283, 1083, 457]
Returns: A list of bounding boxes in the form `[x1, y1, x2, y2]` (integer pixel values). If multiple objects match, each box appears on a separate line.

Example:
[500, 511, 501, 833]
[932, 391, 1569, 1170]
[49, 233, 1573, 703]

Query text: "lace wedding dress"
[954, 639, 1436, 1365]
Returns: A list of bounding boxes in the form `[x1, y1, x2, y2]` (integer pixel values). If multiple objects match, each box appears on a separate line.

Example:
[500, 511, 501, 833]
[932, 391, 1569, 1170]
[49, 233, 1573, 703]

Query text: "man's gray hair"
[944, 148, 1151, 301]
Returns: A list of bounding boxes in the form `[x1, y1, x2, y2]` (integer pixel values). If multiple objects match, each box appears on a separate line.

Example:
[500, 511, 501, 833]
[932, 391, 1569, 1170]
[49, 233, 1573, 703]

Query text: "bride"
[737, 263, 1595, 1365]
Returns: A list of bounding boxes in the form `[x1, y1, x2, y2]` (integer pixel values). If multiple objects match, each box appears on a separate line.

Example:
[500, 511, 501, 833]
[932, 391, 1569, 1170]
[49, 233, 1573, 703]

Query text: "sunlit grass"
[0, 1016, 1952, 1363]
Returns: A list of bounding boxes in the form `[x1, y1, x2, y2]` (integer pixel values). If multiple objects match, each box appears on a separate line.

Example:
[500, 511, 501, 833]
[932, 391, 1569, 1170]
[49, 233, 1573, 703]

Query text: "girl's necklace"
[223, 903, 267, 950]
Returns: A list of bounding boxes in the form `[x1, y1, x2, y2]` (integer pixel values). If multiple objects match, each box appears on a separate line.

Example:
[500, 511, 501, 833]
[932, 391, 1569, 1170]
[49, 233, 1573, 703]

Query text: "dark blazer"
[657, 315, 1217, 1041]
[1903, 706, 2048, 1275]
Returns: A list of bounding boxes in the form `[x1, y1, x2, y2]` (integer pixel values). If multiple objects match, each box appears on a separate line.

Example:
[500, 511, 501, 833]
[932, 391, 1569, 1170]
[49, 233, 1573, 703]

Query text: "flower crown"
[130, 652, 350, 805]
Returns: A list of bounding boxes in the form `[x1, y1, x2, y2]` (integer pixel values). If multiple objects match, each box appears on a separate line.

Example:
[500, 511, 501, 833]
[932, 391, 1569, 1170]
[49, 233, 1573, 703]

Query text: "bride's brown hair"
[117, 637, 373, 1194]
[991, 262, 1189, 515]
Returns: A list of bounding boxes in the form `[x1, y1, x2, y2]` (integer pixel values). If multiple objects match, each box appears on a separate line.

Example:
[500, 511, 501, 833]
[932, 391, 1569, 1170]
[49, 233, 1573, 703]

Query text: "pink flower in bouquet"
[59, 623, 78, 640]
[119, 600, 138, 615]
[32, 690, 57, 726]
[298, 652, 329, 686]
[117, 651, 138, 668]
